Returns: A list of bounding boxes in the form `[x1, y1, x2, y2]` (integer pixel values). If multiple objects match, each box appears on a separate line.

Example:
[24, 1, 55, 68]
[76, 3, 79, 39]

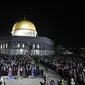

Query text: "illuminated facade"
[0, 20, 54, 56]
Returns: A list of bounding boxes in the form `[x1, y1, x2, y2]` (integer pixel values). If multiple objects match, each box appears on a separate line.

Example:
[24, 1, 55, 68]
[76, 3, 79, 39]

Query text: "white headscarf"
[1, 77, 4, 81]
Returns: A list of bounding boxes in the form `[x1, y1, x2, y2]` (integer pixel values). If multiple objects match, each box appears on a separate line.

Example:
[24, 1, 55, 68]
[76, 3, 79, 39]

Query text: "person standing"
[22, 67, 26, 78]
[70, 78, 75, 85]
[60, 78, 65, 85]
[20, 66, 23, 77]
[8, 67, 12, 77]
[17, 66, 20, 78]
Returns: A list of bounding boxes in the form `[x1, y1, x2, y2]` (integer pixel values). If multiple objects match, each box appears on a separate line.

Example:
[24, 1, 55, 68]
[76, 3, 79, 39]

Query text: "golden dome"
[12, 20, 36, 31]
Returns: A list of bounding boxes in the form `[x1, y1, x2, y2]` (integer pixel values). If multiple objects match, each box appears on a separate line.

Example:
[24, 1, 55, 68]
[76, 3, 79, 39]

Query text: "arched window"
[1, 44, 2, 49]
[37, 44, 39, 49]
[6, 43, 8, 48]
[17, 43, 20, 48]
[22, 44, 25, 48]
[33, 44, 35, 49]
[3, 43, 5, 48]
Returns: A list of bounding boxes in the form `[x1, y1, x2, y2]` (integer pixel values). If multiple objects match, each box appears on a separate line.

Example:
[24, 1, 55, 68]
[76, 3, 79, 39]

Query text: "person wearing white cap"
[70, 78, 75, 85]
[8, 67, 12, 77]
[60, 78, 65, 85]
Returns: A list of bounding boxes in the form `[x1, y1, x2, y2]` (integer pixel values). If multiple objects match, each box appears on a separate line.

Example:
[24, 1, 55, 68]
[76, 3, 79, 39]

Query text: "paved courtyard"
[1, 64, 68, 85]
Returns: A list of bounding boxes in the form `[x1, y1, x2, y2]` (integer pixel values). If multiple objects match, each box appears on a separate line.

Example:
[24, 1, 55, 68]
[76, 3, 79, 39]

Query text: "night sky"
[0, 4, 80, 48]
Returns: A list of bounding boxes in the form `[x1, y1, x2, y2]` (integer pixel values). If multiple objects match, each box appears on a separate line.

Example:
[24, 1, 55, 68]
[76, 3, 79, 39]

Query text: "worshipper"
[34, 66, 37, 76]
[17, 66, 20, 78]
[22, 66, 26, 78]
[31, 66, 34, 76]
[43, 75, 46, 84]
[40, 69, 44, 77]
[36, 63, 40, 76]
[40, 81, 44, 85]
[12, 67, 16, 76]
[45, 80, 50, 85]
[25, 65, 28, 77]
[40, 76, 50, 85]
[78, 72, 83, 85]
[8, 67, 12, 77]
[73, 69, 77, 82]
[15, 66, 18, 76]
[56, 66, 58, 74]
[61, 79, 65, 85]
[57, 80, 61, 85]
[59, 78, 65, 85]
[50, 80, 55, 85]
[40, 75, 46, 85]
[27, 63, 30, 75]
[0, 77, 6, 85]
[40, 74, 48, 85]
[70, 78, 75, 85]
[20, 66, 23, 77]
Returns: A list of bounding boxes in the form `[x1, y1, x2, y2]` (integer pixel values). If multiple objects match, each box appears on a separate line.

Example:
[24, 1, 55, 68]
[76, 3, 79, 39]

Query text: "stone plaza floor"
[1, 64, 68, 85]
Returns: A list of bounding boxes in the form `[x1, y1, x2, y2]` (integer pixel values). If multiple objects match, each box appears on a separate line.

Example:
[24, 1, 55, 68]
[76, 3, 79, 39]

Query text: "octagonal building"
[0, 19, 54, 56]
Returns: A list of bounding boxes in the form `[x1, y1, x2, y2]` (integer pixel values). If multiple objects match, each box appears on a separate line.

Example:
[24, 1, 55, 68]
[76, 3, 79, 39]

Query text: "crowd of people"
[0, 53, 85, 85]
[0, 54, 44, 79]
[39, 54, 85, 85]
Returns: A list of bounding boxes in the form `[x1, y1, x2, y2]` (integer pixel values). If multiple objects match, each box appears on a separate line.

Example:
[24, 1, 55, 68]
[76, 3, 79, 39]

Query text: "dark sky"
[0, 4, 80, 48]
